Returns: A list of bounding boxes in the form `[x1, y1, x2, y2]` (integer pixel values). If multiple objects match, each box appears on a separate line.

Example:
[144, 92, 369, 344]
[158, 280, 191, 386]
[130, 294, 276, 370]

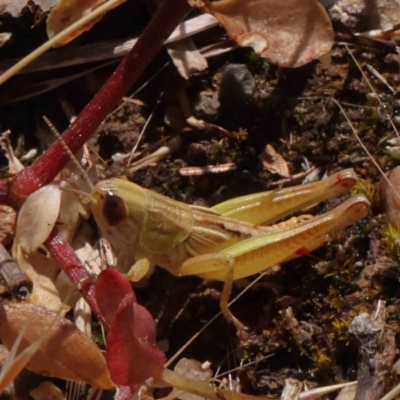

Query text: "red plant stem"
[11, 0, 191, 201]
[44, 227, 109, 329]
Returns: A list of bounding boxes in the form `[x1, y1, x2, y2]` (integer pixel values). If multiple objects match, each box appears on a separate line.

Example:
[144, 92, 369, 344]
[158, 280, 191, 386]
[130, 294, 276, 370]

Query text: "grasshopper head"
[91, 178, 194, 254]
[91, 178, 147, 248]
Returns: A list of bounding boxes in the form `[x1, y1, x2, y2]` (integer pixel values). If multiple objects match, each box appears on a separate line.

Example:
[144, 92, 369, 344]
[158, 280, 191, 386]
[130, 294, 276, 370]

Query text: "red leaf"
[106, 292, 165, 386]
[95, 269, 136, 326]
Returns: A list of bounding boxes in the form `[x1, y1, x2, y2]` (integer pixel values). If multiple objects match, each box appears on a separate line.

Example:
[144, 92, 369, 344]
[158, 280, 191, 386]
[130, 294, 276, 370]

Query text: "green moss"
[293, 106, 305, 126]
[247, 51, 271, 75]
[314, 349, 335, 375]
[358, 108, 380, 132]
[351, 179, 376, 203]
[241, 351, 253, 363]
[332, 318, 351, 343]
[382, 224, 400, 259]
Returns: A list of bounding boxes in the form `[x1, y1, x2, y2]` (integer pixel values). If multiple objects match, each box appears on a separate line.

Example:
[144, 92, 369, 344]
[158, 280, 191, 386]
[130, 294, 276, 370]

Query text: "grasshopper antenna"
[42, 115, 94, 191]
[127, 92, 162, 166]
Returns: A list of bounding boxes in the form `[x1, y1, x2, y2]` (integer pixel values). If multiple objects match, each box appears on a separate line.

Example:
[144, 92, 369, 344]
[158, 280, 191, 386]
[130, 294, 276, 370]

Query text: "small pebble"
[193, 91, 220, 121]
[219, 64, 255, 109]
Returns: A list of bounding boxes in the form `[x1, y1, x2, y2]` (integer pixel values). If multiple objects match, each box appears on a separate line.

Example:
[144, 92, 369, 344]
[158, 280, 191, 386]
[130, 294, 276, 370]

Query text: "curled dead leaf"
[259, 144, 290, 178]
[47, 0, 126, 46]
[195, 0, 334, 67]
[0, 303, 115, 389]
[15, 184, 61, 254]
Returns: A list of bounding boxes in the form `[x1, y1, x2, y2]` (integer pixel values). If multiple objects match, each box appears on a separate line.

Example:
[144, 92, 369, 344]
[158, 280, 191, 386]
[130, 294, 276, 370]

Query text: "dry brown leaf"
[15, 184, 61, 254]
[259, 144, 290, 177]
[13, 245, 68, 315]
[46, 0, 125, 46]
[193, 0, 334, 68]
[0, 312, 46, 393]
[0, 303, 115, 389]
[30, 381, 65, 400]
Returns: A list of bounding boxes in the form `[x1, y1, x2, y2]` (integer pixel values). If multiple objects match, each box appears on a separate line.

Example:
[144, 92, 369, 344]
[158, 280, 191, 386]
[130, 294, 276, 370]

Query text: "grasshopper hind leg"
[179, 253, 248, 335]
[220, 264, 250, 339]
[212, 169, 358, 226]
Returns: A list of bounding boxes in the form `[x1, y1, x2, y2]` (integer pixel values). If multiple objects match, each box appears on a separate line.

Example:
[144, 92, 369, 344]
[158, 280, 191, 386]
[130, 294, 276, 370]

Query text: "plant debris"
[259, 144, 290, 178]
[191, 0, 334, 67]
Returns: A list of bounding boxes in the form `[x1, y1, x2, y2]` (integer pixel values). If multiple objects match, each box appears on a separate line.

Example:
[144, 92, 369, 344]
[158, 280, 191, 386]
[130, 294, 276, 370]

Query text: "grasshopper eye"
[102, 192, 127, 226]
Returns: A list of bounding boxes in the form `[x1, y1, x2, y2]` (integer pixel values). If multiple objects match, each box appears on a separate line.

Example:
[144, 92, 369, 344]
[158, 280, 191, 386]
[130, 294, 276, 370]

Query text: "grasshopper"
[90, 169, 369, 331]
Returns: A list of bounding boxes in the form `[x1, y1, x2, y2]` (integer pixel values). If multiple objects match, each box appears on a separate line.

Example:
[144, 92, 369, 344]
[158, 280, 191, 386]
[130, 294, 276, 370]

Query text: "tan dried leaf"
[15, 184, 61, 254]
[197, 0, 334, 68]
[0, 312, 44, 392]
[259, 144, 290, 177]
[13, 245, 68, 315]
[0, 303, 115, 389]
[46, 0, 125, 46]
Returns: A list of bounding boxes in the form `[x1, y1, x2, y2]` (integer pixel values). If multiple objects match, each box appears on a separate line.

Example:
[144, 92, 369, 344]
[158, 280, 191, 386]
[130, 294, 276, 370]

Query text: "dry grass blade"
[299, 381, 357, 399]
[0, 0, 125, 84]
[0, 14, 218, 76]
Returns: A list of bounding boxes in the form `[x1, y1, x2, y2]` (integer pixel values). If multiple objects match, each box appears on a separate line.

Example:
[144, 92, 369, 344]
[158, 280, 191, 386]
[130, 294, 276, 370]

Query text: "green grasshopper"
[90, 169, 369, 331]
